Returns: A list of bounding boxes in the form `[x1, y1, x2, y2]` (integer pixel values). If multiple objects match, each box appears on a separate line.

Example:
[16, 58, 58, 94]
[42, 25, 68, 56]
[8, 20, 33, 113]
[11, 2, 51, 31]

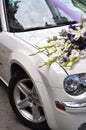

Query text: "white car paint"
[0, 0, 86, 130]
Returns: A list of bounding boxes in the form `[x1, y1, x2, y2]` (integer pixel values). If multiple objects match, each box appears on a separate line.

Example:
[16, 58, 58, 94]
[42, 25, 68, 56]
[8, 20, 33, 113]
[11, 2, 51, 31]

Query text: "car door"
[0, 14, 9, 84]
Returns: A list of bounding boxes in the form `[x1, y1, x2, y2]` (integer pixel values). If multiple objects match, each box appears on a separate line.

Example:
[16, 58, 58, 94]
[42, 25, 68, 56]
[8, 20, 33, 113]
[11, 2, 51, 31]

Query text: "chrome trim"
[57, 101, 86, 108]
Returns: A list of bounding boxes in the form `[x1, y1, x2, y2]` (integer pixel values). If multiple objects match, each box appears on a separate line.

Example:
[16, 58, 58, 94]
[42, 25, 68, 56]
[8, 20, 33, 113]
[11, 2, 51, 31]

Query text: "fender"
[8, 50, 58, 130]
[8, 50, 44, 83]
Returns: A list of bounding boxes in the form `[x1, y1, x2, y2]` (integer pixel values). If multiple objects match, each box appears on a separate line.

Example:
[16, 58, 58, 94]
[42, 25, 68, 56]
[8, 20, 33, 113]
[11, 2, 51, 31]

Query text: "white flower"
[69, 22, 86, 40]
[49, 41, 57, 46]
[82, 21, 86, 29]
[74, 35, 80, 41]
[69, 49, 80, 60]
[56, 48, 62, 56]
[50, 39, 63, 47]
[80, 50, 86, 58]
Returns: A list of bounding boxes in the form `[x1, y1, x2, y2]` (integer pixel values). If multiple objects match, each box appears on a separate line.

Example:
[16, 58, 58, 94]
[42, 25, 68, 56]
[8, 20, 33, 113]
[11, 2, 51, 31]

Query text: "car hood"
[14, 27, 86, 75]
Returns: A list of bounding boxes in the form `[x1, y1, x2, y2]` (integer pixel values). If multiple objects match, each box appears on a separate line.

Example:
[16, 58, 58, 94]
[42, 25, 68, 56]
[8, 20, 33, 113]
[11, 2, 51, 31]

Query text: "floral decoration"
[31, 16, 86, 69]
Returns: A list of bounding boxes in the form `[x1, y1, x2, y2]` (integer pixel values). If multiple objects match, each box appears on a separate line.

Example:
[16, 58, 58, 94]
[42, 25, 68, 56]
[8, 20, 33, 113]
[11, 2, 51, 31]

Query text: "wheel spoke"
[31, 104, 41, 121]
[17, 99, 32, 109]
[17, 83, 31, 97]
[31, 87, 41, 107]
[31, 86, 38, 96]
[13, 78, 45, 123]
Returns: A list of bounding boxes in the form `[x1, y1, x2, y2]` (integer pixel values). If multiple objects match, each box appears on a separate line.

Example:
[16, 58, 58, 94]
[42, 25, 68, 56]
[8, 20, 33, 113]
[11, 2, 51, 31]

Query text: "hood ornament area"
[30, 16, 86, 69]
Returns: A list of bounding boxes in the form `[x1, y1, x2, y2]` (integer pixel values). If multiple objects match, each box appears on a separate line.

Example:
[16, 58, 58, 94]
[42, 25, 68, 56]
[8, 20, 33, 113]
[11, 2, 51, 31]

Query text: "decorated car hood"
[14, 25, 86, 75]
[14, 27, 62, 47]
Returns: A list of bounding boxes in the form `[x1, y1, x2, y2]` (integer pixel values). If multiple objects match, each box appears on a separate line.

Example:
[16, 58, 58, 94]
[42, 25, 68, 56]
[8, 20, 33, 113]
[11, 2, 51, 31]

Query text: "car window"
[5, 0, 86, 32]
[72, 0, 86, 12]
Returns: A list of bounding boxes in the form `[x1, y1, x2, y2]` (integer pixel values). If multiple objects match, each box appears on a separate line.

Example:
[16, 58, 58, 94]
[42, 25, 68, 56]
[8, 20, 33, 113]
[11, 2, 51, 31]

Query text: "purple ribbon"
[51, 0, 81, 22]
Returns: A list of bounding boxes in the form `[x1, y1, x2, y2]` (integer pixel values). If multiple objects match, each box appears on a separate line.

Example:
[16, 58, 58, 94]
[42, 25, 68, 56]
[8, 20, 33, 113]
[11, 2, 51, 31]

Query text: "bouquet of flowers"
[31, 16, 86, 69]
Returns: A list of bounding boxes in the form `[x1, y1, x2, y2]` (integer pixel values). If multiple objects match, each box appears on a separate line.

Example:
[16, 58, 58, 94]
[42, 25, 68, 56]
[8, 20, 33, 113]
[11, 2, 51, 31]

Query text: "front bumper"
[52, 88, 86, 130]
[56, 100, 86, 113]
[54, 107, 86, 130]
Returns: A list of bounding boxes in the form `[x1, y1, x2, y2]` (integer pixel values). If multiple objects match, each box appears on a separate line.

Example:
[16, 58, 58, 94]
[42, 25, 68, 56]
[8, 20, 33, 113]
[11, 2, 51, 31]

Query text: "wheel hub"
[14, 78, 45, 123]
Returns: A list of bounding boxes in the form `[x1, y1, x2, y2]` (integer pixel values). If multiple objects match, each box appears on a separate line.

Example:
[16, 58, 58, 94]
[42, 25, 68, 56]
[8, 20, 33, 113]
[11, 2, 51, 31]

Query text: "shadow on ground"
[0, 80, 32, 130]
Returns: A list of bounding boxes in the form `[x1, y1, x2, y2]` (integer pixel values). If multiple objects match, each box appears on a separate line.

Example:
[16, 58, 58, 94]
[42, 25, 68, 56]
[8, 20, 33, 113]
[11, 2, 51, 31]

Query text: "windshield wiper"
[23, 25, 58, 32]
[23, 21, 77, 32]
[56, 20, 77, 26]
[10, 21, 77, 32]
[10, 25, 57, 32]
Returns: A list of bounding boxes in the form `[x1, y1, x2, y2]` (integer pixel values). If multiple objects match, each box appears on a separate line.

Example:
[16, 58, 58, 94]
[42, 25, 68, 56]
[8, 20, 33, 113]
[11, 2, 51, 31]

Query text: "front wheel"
[8, 71, 50, 130]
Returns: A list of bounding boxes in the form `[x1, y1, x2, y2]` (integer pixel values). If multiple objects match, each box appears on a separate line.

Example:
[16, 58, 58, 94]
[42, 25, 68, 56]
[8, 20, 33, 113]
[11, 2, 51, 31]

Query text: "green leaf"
[39, 56, 58, 68]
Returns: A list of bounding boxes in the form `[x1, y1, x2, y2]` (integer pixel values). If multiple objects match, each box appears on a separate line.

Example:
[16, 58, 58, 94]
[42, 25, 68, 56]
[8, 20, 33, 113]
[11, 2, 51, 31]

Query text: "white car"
[0, 0, 86, 130]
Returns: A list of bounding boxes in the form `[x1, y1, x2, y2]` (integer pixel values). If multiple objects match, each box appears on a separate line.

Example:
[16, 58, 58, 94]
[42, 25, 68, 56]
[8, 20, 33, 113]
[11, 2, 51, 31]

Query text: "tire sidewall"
[8, 71, 50, 130]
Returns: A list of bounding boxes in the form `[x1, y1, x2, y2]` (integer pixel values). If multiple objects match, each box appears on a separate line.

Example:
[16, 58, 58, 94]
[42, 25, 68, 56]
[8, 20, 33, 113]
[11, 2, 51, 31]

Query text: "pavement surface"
[0, 80, 31, 130]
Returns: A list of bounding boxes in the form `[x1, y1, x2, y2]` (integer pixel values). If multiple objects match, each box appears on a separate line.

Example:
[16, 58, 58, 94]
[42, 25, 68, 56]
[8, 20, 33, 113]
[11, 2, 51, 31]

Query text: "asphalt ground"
[0, 80, 31, 130]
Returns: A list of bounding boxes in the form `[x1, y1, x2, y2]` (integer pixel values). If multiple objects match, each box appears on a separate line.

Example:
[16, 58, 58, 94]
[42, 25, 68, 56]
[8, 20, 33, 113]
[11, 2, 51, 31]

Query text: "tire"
[8, 71, 50, 130]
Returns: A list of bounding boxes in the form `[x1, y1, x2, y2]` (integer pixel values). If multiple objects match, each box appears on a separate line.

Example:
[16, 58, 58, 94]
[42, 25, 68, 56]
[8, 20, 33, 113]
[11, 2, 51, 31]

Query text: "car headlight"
[64, 73, 86, 96]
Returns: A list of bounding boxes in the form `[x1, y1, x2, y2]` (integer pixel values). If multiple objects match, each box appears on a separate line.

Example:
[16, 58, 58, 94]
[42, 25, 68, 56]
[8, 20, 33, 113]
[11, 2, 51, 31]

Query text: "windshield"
[5, 0, 86, 32]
